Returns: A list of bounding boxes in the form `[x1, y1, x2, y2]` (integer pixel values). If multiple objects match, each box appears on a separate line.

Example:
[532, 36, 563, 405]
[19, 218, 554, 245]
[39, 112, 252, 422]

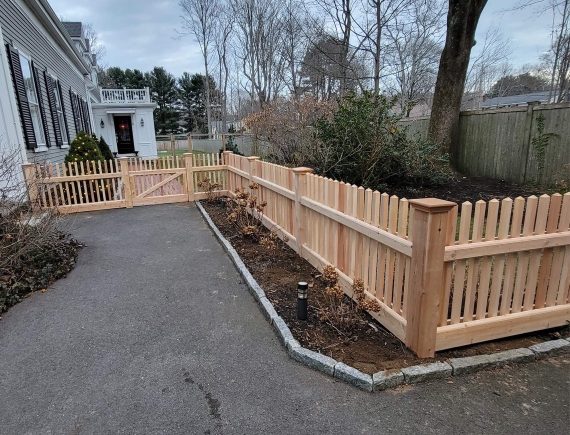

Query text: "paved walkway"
[0, 204, 568, 434]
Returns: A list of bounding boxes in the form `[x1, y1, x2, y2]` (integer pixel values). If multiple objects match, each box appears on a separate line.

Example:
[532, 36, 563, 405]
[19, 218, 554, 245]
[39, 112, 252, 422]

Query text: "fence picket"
[440, 204, 458, 325]
[475, 199, 499, 320]
[393, 198, 409, 313]
[511, 196, 539, 313]
[384, 196, 399, 306]
[463, 200, 486, 321]
[499, 197, 525, 315]
[450, 202, 472, 323]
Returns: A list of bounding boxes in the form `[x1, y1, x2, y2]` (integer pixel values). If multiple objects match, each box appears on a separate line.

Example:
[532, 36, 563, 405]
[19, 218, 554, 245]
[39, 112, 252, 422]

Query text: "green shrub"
[312, 92, 452, 188]
[220, 125, 243, 155]
[96, 135, 114, 160]
[65, 131, 103, 164]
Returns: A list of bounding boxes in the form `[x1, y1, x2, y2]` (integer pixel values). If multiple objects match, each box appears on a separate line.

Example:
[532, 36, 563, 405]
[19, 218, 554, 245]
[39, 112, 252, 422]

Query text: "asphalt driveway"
[0, 204, 568, 434]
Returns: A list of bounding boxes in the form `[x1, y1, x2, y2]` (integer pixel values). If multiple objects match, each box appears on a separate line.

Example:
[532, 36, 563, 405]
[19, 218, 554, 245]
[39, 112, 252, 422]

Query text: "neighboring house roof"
[62, 21, 82, 38]
[480, 91, 551, 108]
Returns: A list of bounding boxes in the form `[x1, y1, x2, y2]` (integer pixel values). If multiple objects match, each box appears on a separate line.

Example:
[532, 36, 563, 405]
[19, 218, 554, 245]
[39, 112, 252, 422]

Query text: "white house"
[92, 88, 157, 157]
[0, 0, 158, 180]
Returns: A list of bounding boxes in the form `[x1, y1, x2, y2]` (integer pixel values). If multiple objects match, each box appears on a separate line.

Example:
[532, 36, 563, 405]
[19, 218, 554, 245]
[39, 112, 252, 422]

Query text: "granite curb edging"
[196, 201, 570, 392]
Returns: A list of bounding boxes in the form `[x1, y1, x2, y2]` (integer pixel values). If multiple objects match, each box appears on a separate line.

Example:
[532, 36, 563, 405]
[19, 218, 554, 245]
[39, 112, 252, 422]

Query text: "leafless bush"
[317, 265, 381, 330]
[226, 183, 267, 242]
[1, 142, 80, 313]
[197, 177, 222, 202]
[0, 145, 60, 270]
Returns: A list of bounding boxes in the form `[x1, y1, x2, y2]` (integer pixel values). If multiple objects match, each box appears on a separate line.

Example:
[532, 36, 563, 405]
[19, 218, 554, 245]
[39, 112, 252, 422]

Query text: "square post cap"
[409, 198, 456, 213]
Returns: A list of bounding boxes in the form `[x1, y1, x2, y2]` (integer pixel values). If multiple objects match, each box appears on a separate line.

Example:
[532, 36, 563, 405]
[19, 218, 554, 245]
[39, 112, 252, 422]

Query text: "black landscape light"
[297, 282, 308, 320]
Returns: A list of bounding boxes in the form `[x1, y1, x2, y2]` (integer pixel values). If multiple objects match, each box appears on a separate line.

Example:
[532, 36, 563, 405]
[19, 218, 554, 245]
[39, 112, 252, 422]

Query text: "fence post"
[22, 163, 40, 210]
[119, 158, 133, 208]
[184, 153, 194, 202]
[170, 134, 175, 158]
[292, 167, 313, 256]
[405, 198, 456, 358]
[187, 134, 193, 152]
[223, 151, 233, 192]
[246, 156, 259, 185]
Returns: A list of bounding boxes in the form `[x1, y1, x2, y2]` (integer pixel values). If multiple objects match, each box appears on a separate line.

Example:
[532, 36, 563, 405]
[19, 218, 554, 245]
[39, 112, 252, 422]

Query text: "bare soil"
[202, 200, 568, 374]
[387, 176, 558, 204]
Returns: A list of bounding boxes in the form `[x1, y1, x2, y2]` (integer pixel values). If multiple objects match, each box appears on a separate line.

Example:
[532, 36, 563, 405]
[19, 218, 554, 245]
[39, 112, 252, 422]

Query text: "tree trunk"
[204, 54, 212, 137]
[373, 0, 382, 95]
[428, 0, 487, 158]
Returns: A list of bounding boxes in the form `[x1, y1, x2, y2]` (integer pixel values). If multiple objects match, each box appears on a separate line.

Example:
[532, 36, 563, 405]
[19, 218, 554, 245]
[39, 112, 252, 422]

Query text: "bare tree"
[358, 0, 411, 94]
[180, 0, 221, 136]
[463, 28, 512, 108]
[214, 4, 234, 133]
[229, 0, 287, 107]
[83, 23, 105, 65]
[547, 0, 570, 101]
[383, 0, 445, 115]
[428, 0, 488, 155]
[280, 0, 316, 98]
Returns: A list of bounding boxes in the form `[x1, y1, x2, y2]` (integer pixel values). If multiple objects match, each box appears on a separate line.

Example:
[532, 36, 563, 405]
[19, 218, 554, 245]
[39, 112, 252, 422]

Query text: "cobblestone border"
[196, 201, 570, 392]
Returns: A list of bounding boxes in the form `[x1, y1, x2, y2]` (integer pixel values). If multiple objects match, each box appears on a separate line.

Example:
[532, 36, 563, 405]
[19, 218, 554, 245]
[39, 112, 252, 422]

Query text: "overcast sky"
[50, 0, 555, 77]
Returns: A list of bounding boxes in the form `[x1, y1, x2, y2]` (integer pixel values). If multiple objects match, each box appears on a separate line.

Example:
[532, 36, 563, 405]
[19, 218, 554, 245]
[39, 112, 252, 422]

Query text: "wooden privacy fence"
[399, 102, 570, 185]
[22, 153, 227, 214]
[22, 151, 570, 357]
[224, 152, 570, 357]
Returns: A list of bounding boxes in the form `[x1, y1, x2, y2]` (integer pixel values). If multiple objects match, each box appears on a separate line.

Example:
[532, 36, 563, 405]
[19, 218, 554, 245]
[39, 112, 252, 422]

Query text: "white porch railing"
[100, 87, 151, 104]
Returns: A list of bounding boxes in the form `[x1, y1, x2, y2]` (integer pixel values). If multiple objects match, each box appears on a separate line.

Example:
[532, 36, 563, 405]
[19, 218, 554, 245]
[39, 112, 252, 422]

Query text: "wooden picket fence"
[22, 153, 227, 213]
[22, 151, 570, 356]
[224, 152, 570, 357]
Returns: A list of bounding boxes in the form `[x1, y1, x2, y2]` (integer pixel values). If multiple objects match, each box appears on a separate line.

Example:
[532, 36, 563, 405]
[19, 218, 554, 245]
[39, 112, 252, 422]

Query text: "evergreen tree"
[65, 132, 103, 164]
[148, 66, 179, 134]
[223, 125, 242, 155]
[124, 69, 148, 88]
[96, 136, 114, 160]
[178, 72, 218, 133]
[103, 67, 126, 87]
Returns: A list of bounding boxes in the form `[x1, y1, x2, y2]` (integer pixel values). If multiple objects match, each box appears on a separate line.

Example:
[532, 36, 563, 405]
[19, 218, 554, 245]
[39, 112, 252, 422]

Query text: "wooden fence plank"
[512, 196, 540, 313]
[450, 202, 472, 324]
[463, 200, 486, 321]
[473, 199, 498, 320]
[500, 196, 525, 315]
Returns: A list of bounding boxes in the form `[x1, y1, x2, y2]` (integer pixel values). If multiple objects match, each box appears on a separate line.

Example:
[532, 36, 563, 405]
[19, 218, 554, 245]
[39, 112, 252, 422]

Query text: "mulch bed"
[386, 176, 553, 204]
[203, 200, 568, 374]
[0, 231, 82, 315]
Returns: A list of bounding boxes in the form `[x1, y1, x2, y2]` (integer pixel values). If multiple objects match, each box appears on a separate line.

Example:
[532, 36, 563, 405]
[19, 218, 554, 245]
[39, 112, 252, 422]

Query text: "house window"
[18, 53, 46, 148]
[52, 77, 68, 145]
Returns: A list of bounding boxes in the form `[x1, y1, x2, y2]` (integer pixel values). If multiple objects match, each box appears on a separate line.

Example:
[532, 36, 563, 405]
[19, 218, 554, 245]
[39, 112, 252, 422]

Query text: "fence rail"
[21, 152, 570, 357]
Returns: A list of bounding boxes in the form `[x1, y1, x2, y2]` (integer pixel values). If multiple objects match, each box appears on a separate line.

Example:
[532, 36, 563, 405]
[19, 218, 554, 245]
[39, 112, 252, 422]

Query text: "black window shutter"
[69, 89, 81, 133]
[57, 81, 71, 144]
[32, 63, 50, 147]
[5, 44, 37, 149]
[44, 72, 63, 146]
[77, 96, 85, 132]
[82, 99, 92, 134]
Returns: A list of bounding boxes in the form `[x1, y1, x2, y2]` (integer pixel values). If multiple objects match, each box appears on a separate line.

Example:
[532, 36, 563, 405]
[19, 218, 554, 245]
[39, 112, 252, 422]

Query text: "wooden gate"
[128, 158, 188, 206]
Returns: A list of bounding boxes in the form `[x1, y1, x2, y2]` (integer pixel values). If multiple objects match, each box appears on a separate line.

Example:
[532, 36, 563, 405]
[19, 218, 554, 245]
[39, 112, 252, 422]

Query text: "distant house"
[0, 0, 158, 178]
[478, 91, 552, 109]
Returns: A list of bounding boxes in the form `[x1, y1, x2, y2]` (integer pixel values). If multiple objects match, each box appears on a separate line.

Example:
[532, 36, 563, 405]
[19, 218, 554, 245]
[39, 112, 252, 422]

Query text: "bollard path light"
[297, 281, 308, 320]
